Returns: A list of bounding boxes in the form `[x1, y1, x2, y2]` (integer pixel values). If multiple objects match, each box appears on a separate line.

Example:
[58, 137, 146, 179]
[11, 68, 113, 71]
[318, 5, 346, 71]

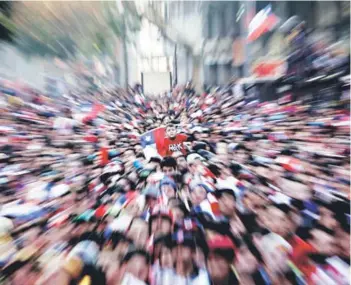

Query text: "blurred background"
[0, 1, 349, 97]
[0, 2, 350, 285]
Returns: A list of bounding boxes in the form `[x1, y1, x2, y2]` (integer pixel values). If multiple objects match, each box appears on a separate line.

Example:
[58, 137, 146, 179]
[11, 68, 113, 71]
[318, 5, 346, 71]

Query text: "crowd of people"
[0, 80, 350, 285]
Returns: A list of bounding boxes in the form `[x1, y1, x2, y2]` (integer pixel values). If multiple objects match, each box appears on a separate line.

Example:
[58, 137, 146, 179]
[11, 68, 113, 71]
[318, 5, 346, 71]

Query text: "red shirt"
[162, 134, 188, 156]
[95, 205, 107, 219]
[289, 235, 317, 281]
[84, 135, 98, 143]
[100, 147, 109, 166]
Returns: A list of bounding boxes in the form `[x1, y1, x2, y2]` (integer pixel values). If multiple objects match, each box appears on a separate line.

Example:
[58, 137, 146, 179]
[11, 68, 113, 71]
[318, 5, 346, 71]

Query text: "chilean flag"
[140, 127, 166, 158]
[248, 5, 280, 42]
[82, 103, 105, 124]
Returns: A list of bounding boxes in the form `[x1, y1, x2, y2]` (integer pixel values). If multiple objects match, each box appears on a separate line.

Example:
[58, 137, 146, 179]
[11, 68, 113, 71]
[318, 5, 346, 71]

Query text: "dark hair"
[2, 260, 28, 277]
[272, 203, 291, 215]
[118, 177, 136, 192]
[241, 234, 264, 264]
[149, 157, 162, 164]
[207, 164, 221, 177]
[136, 152, 145, 159]
[161, 156, 177, 170]
[78, 231, 104, 249]
[314, 224, 335, 236]
[214, 189, 237, 201]
[148, 214, 172, 236]
[110, 231, 133, 249]
[166, 124, 176, 130]
[122, 249, 150, 264]
[127, 216, 147, 232]
[209, 248, 235, 263]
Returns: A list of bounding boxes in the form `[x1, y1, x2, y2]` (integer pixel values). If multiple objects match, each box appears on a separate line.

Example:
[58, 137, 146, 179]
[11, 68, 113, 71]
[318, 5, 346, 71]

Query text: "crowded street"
[0, 1, 350, 285]
[0, 78, 349, 284]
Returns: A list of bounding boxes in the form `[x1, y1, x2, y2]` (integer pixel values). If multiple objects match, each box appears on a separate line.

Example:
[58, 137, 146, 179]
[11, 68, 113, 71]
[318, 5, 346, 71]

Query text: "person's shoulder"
[178, 134, 188, 140]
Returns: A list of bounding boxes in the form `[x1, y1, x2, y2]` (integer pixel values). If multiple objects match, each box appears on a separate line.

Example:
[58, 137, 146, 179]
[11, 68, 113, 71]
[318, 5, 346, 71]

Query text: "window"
[207, 8, 213, 38]
[209, 64, 218, 85]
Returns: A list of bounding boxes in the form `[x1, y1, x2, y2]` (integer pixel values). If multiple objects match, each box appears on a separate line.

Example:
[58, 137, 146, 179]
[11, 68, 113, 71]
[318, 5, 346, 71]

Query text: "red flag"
[140, 127, 166, 157]
[154, 127, 166, 156]
[91, 103, 105, 118]
[248, 5, 280, 42]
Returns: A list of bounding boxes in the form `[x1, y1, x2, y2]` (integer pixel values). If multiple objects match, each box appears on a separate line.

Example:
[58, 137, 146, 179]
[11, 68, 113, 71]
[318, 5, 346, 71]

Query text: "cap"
[142, 186, 159, 198]
[187, 153, 205, 164]
[160, 177, 177, 190]
[207, 235, 235, 251]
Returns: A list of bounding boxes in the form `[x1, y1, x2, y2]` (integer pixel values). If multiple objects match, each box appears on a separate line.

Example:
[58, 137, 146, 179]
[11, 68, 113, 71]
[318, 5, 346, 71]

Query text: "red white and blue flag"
[140, 127, 166, 158]
[248, 5, 280, 42]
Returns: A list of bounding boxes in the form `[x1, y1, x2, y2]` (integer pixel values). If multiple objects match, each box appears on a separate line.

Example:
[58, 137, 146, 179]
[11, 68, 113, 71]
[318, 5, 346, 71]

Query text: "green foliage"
[0, 1, 13, 42]
[0, 1, 142, 60]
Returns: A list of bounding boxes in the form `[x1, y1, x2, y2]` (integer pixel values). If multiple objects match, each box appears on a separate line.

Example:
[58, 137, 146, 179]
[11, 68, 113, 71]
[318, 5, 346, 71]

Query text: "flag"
[276, 156, 304, 173]
[82, 103, 105, 123]
[140, 127, 166, 158]
[248, 5, 280, 42]
[48, 212, 70, 228]
[193, 193, 221, 220]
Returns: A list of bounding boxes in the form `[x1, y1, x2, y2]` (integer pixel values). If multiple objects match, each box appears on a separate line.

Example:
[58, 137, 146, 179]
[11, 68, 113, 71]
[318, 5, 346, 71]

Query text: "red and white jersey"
[162, 134, 188, 156]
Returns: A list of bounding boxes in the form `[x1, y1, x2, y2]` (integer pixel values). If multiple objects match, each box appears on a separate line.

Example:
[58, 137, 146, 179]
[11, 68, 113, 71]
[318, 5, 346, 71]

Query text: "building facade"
[135, 1, 350, 90]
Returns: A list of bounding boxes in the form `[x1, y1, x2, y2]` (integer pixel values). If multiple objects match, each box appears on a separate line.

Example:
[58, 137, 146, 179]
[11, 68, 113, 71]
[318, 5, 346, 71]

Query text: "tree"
[0, 1, 142, 88]
[0, 1, 12, 42]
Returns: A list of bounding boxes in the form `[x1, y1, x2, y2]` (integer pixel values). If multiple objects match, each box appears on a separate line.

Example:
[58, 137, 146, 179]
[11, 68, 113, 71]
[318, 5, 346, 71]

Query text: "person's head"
[149, 211, 173, 238]
[172, 233, 196, 264]
[122, 250, 150, 282]
[110, 231, 132, 256]
[160, 177, 177, 199]
[161, 156, 177, 175]
[242, 189, 264, 213]
[122, 148, 136, 163]
[235, 237, 263, 275]
[266, 204, 291, 238]
[234, 148, 250, 164]
[207, 235, 235, 283]
[116, 177, 136, 193]
[159, 244, 173, 268]
[176, 155, 187, 171]
[144, 193, 158, 210]
[214, 189, 236, 217]
[309, 224, 336, 256]
[287, 201, 303, 233]
[335, 215, 350, 259]
[166, 124, 177, 139]
[317, 202, 338, 230]
[7, 260, 42, 285]
[186, 153, 204, 168]
[127, 217, 149, 249]
[169, 201, 188, 224]
[148, 157, 162, 170]
[190, 184, 208, 206]
[124, 197, 143, 217]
